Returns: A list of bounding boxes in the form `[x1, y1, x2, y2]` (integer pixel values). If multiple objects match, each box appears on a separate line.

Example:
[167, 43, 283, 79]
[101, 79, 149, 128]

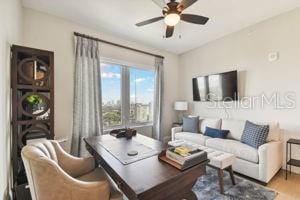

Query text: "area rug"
[192, 167, 277, 200]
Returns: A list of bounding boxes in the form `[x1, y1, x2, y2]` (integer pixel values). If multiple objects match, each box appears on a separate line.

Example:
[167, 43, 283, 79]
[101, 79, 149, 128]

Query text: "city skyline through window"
[101, 63, 122, 128]
[101, 62, 155, 129]
[130, 68, 154, 124]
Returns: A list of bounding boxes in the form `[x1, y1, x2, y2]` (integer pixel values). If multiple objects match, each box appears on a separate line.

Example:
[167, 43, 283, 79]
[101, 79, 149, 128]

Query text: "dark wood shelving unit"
[17, 84, 51, 92]
[11, 45, 54, 200]
[286, 138, 300, 180]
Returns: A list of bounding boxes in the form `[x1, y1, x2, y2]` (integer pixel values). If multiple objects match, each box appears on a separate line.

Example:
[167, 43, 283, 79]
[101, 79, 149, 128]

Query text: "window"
[130, 68, 154, 124]
[101, 62, 155, 130]
[101, 63, 122, 127]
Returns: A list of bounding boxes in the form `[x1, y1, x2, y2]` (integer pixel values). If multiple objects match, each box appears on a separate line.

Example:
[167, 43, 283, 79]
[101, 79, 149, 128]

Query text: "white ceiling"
[22, 0, 300, 54]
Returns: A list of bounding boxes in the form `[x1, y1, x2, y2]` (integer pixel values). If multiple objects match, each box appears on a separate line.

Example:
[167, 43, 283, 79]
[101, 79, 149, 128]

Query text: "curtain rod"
[74, 32, 164, 59]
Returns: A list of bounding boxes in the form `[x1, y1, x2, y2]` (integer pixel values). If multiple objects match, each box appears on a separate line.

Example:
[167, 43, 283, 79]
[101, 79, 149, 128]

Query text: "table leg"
[286, 142, 288, 180]
[228, 166, 236, 185]
[290, 143, 292, 174]
[165, 182, 197, 200]
[218, 169, 224, 194]
[178, 190, 197, 200]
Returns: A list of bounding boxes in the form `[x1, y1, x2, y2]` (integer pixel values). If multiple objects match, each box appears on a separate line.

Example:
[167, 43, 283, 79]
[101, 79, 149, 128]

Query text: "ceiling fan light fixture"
[164, 13, 180, 26]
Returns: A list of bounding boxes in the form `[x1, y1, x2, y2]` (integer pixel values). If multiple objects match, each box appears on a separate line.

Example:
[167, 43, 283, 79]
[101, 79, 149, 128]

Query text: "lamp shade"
[174, 101, 188, 111]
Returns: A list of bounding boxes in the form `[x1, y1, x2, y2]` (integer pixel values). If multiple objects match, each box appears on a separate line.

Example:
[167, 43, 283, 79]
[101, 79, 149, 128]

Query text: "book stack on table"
[158, 141, 207, 170]
[157, 144, 207, 170]
[166, 146, 204, 165]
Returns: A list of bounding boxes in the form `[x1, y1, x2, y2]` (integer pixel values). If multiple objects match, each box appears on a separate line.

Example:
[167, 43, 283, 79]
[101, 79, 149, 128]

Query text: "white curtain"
[152, 57, 164, 141]
[71, 36, 103, 157]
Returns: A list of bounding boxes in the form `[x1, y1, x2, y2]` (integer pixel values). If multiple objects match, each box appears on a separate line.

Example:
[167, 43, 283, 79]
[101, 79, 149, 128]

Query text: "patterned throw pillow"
[241, 121, 269, 149]
[182, 116, 199, 133]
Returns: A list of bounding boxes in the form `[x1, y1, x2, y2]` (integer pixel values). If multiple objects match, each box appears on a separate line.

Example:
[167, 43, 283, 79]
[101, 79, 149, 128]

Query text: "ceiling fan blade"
[177, 0, 197, 10]
[166, 26, 174, 38]
[152, 0, 167, 8]
[181, 14, 209, 25]
[136, 16, 164, 27]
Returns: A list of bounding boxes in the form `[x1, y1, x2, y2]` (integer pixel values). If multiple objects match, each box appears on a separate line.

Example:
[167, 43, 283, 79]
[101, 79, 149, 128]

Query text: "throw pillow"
[204, 127, 229, 139]
[182, 116, 199, 133]
[241, 120, 269, 149]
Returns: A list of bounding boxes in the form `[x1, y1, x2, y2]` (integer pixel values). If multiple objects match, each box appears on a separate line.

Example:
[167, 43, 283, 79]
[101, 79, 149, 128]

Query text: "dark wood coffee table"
[84, 134, 208, 200]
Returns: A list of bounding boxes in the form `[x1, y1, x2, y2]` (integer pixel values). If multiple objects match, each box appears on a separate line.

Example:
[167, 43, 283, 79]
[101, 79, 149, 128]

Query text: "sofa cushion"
[241, 121, 269, 149]
[199, 118, 221, 133]
[204, 127, 229, 139]
[182, 116, 199, 133]
[221, 119, 246, 141]
[206, 138, 259, 163]
[174, 132, 211, 146]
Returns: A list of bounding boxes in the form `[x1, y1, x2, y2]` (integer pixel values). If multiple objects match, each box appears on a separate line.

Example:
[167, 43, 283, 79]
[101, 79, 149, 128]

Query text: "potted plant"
[26, 94, 43, 113]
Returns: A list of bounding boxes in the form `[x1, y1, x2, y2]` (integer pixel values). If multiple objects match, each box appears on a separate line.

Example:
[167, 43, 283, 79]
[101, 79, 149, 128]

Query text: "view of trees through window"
[101, 62, 155, 129]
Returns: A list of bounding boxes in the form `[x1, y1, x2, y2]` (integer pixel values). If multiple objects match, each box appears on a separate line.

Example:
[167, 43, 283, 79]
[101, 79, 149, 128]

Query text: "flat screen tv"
[193, 70, 238, 102]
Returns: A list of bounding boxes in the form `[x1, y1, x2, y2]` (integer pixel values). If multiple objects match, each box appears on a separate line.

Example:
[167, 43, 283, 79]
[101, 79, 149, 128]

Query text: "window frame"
[101, 57, 155, 130]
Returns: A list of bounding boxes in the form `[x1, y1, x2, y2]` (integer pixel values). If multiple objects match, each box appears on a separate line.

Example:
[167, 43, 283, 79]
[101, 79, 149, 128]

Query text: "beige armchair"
[21, 140, 123, 200]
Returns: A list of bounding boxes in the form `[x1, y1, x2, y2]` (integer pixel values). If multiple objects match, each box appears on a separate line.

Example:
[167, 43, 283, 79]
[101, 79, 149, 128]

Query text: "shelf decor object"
[11, 45, 54, 199]
[286, 138, 300, 180]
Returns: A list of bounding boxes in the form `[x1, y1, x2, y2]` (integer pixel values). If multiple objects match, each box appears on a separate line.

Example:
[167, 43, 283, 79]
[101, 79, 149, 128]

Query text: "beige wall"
[22, 8, 181, 150]
[0, 0, 23, 199]
[179, 8, 300, 173]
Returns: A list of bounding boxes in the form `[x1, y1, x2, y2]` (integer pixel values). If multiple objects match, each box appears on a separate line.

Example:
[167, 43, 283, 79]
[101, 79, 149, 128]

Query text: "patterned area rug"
[193, 167, 277, 200]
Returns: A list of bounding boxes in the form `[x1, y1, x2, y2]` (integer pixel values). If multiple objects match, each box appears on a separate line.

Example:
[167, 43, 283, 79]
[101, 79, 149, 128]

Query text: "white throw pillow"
[258, 122, 280, 142]
[199, 118, 221, 134]
[221, 119, 246, 141]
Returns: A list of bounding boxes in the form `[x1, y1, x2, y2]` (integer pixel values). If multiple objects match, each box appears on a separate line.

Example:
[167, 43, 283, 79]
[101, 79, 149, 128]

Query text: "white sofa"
[171, 118, 283, 183]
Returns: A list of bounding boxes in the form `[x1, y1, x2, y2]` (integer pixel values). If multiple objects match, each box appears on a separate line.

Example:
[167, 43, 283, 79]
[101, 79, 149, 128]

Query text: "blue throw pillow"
[204, 127, 229, 139]
[182, 116, 199, 133]
[241, 121, 269, 149]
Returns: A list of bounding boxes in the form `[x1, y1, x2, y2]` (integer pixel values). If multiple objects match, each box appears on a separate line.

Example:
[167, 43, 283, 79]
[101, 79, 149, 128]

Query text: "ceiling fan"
[136, 0, 209, 38]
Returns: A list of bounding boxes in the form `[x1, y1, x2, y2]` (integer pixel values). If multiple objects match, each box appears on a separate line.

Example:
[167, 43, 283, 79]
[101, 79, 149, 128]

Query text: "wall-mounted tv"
[193, 70, 238, 102]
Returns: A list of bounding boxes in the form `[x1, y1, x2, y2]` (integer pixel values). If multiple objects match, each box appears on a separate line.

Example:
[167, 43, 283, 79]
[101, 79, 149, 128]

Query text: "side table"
[172, 122, 183, 127]
[286, 138, 300, 179]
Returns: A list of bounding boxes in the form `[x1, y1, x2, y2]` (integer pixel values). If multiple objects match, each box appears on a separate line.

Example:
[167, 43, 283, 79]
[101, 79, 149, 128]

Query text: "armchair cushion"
[77, 167, 123, 200]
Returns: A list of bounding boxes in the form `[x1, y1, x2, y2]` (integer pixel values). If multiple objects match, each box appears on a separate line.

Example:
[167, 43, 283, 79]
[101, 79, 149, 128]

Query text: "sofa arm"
[171, 126, 183, 141]
[258, 141, 283, 183]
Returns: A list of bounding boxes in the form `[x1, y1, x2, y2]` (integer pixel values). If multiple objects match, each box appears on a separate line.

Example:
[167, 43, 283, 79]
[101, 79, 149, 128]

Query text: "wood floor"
[267, 170, 300, 200]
